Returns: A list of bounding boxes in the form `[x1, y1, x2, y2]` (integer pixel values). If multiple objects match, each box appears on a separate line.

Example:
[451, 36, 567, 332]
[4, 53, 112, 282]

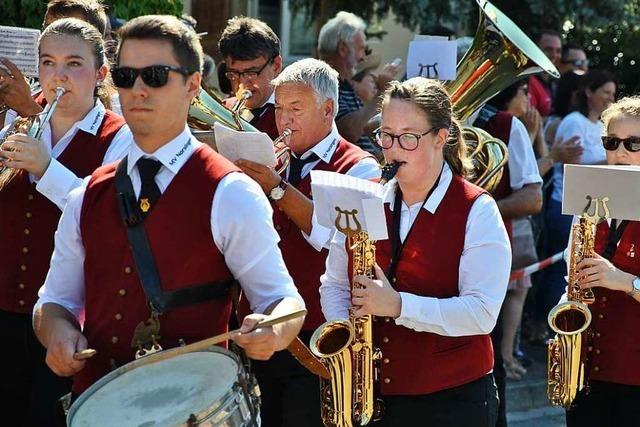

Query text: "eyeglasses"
[561, 59, 589, 68]
[225, 56, 274, 81]
[602, 136, 640, 152]
[374, 127, 440, 151]
[112, 65, 191, 88]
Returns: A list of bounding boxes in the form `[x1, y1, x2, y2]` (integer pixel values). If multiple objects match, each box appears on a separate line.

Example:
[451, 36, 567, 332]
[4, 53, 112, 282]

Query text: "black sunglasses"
[602, 136, 640, 152]
[112, 65, 192, 88]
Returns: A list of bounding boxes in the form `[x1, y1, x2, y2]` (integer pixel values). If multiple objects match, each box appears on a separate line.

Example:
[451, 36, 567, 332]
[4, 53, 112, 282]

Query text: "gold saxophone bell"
[444, 0, 560, 192]
[0, 86, 65, 191]
[547, 213, 598, 409]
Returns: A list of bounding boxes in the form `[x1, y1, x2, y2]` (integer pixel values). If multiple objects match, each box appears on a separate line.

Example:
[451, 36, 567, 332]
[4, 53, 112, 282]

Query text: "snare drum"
[68, 346, 259, 426]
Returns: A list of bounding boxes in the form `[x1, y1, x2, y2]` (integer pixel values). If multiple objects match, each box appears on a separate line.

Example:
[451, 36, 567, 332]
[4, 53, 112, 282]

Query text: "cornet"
[0, 87, 65, 190]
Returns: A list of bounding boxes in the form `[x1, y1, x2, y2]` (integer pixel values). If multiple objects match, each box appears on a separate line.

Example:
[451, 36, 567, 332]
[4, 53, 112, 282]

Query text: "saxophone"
[547, 197, 607, 408]
[309, 163, 398, 427]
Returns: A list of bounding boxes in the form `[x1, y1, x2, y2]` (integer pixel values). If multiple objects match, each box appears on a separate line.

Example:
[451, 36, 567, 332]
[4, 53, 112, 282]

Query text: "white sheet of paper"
[310, 170, 388, 241]
[413, 35, 448, 41]
[213, 122, 277, 167]
[562, 164, 640, 221]
[0, 26, 40, 78]
[406, 40, 457, 81]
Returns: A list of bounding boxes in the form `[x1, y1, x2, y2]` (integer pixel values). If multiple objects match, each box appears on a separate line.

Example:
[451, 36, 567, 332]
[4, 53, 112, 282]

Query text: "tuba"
[546, 197, 606, 408]
[445, 0, 560, 192]
[0, 86, 64, 191]
[188, 87, 290, 173]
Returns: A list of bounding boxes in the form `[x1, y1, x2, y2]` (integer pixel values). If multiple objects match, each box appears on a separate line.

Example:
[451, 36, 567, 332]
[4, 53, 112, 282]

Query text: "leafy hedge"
[0, 0, 183, 29]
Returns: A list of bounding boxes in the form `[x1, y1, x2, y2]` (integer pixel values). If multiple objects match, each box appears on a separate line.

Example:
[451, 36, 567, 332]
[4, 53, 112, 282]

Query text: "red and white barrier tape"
[509, 251, 565, 281]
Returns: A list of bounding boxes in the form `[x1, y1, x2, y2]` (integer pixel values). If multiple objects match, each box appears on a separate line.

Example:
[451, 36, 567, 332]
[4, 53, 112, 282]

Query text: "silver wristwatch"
[628, 277, 640, 297]
[269, 178, 287, 201]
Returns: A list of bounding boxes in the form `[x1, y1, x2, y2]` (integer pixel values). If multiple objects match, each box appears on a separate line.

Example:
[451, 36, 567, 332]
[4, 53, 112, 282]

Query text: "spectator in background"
[529, 29, 562, 117]
[351, 52, 380, 104]
[545, 70, 587, 148]
[559, 43, 589, 75]
[317, 11, 400, 157]
[540, 70, 616, 335]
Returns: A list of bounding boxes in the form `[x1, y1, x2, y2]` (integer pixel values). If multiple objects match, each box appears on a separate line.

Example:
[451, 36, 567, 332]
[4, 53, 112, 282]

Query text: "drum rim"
[67, 345, 243, 426]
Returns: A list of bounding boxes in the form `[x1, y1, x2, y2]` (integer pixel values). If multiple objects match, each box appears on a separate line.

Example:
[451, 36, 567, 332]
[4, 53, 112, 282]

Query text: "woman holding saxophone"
[0, 18, 129, 425]
[320, 78, 511, 426]
[564, 97, 640, 427]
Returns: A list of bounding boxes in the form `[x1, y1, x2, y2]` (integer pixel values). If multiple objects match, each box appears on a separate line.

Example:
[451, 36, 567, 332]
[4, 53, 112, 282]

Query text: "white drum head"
[69, 351, 239, 426]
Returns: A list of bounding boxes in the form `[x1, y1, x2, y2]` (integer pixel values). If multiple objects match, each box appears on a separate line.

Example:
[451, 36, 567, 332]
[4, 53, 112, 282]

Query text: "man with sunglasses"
[235, 58, 380, 426]
[559, 44, 589, 75]
[218, 16, 282, 140]
[33, 15, 305, 400]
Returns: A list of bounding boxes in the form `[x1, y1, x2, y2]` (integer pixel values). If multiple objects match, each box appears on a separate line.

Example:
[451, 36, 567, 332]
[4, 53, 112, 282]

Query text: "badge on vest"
[139, 198, 151, 213]
[628, 243, 635, 258]
[131, 312, 163, 359]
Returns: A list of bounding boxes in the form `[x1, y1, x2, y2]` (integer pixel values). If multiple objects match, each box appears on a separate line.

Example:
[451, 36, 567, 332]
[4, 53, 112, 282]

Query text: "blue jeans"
[536, 198, 573, 326]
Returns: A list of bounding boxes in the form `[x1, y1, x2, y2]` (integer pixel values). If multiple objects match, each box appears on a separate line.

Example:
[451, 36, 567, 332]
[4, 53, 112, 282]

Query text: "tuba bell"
[445, 0, 560, 192]
[188, 87, 290, 173]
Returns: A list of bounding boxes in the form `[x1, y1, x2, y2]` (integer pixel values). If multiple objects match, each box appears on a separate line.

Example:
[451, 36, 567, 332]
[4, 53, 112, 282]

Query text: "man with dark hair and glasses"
[33, 14, 306, 400]
[559, 44, 589, 75]
[218, 16, 282, 139]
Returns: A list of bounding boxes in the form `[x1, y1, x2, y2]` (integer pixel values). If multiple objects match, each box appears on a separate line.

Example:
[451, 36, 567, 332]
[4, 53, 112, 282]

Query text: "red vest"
[223, 97, 279, 140]
[362, 174, 493, 395]
[590, 221, 640, 385]
[480, 110, 513, 241]
[75, 145, 239, 394]
[275, 138, 372, 331]
[0, 111, 125, 314]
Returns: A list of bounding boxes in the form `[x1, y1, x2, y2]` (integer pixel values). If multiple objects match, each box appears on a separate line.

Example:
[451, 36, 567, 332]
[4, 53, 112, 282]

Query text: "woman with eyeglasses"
[542, 69, 616, 336]
[320, 78, 510, 426]
[0, 18, 129, 425]
[563, 96, 640, 427]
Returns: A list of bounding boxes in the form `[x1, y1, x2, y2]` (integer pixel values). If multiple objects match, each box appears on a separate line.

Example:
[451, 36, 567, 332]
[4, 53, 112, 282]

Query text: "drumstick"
[73, 309, 307, 362]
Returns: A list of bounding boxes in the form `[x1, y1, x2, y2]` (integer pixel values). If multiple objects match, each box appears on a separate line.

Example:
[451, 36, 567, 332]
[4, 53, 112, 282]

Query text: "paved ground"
[505, 344, 567, 427]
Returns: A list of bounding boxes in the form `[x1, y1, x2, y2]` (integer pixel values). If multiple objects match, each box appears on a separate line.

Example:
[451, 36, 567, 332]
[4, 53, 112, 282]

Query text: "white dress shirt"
[320, 162, 511, 336]
[286, 123, 381, 251]
[507, 117, 543, 190]
[35, 126, 304, 323]
[0, 99, 131, 210]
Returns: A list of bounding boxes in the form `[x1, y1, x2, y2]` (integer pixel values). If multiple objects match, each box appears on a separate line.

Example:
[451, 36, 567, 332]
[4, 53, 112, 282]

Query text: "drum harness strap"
[115, 159, 260, 426]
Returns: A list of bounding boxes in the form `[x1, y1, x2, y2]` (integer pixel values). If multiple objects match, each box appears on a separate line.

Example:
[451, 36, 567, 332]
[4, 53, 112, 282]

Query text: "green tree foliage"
[291, 0, 639, 95]
[0, 0, 183, 29]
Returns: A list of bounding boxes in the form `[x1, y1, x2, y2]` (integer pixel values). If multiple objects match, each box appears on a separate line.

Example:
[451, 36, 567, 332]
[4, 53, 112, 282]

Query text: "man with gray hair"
[236, 57, 380, 426]
[318, 11, 400, 157]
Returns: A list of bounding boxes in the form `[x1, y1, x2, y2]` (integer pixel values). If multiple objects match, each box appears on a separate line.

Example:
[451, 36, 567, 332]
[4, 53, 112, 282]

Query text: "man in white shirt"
[33, 15, 305, 401]
[235, 58, 380, 426]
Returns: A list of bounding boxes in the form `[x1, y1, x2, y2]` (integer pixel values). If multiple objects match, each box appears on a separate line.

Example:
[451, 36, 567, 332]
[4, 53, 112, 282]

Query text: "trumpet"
[0, 86, 65, 191]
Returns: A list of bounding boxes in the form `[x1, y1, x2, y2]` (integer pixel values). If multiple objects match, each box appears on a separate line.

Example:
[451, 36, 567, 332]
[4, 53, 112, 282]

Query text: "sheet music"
[0, 26, 40, 78]
[311, 170, 388, 241]
[213, 122, 277, 167]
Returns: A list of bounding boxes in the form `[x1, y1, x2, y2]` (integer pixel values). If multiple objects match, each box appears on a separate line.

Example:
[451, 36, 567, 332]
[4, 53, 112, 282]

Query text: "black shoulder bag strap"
[114, 158, 234, 314]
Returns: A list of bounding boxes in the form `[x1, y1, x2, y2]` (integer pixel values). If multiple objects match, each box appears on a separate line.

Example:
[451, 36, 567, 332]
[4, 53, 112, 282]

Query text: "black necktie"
[136, 157, 162, 218]
[287, 153, 319, 187]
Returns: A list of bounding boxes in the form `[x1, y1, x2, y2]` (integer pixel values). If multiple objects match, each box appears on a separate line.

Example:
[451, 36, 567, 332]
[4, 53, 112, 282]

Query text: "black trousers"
[372, 374, 499, 427]
[490, 308, 507, 427]
[0, 309, 71, 427]
[251, 331, 323, 427]
[566, 380, 640, 427]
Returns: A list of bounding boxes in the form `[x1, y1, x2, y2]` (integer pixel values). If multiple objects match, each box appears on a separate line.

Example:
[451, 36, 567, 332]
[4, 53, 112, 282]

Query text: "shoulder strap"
[114, 158, 234, 314]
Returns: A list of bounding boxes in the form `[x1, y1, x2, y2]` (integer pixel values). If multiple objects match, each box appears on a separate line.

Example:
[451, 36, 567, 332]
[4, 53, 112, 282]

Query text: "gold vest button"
[18, 300, 25, 306]
[27, 194, 34, 201]
[383, 358, 390, 364]
[383, 378, 391, 384]
[18, 283, 25, 290]
[25, 212, 32, 219]
[24, 229, 30, 235]
[601, 296, 607, 303]
[115, 313, 123, 321]
[20, 265, 27, 271]
[598, 314, 604, 319]
[22, 247, 28, 254]
[382, 337, 389, 343]
[118, 289, 127, 296]
[594, 366, 600, 372]
[124, 266, 132, 274]
[111, 336, 119, 344]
